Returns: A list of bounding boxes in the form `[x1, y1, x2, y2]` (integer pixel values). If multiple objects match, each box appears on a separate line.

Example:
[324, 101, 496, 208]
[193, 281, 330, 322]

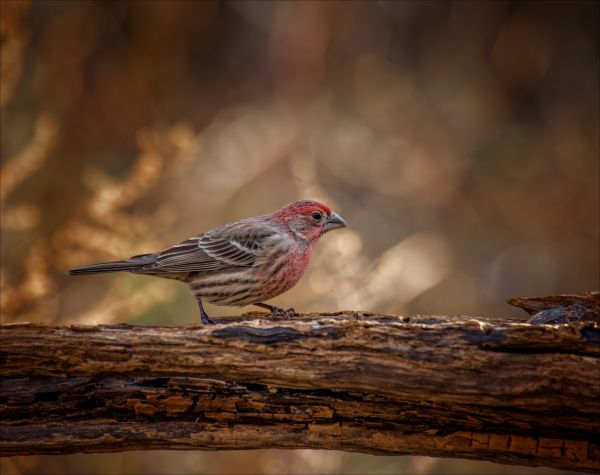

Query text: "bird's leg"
[196, 298, 215, 325]
[254, 303, 296, 320]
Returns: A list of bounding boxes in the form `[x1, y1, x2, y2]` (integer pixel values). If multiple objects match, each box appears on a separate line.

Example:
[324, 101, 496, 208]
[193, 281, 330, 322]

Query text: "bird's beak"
[324, 212, 347, 232]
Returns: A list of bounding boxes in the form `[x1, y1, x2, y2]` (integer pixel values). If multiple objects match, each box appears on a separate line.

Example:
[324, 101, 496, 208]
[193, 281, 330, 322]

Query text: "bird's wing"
[146, 221, 285, 274]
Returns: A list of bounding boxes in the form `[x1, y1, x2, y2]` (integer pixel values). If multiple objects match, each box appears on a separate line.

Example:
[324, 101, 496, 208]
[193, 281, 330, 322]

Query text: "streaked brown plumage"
[69, 200, 347, 323]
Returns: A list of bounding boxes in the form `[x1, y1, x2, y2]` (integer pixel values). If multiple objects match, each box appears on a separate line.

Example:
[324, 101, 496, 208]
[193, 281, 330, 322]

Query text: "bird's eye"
[311, 211, 323, 221]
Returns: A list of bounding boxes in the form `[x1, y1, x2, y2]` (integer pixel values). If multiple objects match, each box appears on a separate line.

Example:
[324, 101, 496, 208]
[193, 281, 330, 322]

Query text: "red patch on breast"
[280, 251, 311, 290]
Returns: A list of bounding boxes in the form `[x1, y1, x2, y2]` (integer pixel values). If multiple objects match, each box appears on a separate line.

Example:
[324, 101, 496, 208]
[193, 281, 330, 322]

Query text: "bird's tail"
[68, 254, 156, 275]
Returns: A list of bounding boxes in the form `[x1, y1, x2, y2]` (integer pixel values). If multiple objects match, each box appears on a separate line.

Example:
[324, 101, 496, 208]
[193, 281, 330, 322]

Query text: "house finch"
[69, 200, 347, 324]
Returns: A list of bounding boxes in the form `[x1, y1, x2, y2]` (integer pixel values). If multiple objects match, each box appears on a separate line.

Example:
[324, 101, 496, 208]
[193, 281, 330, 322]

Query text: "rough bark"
[1, 310, 599, 472]
[509, 292, 600, 324]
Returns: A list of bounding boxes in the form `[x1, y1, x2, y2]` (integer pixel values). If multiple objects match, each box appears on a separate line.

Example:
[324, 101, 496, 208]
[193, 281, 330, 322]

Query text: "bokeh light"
[1, 1, 597, 473]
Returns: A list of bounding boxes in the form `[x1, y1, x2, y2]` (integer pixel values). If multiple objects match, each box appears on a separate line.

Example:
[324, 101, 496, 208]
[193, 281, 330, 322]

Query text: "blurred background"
[1, 0, 597, 473]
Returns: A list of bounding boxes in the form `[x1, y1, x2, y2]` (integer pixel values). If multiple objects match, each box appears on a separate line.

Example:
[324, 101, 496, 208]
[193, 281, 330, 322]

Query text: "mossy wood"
[1, 309, 599, 472]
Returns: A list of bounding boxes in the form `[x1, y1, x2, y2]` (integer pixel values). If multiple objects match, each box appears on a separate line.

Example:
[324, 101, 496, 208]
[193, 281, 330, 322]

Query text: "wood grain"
[1, 312, 599, 472]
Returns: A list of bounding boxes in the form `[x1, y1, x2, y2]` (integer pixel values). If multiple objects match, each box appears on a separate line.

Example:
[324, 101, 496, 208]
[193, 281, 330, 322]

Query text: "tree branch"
[1, 310, 599, 472]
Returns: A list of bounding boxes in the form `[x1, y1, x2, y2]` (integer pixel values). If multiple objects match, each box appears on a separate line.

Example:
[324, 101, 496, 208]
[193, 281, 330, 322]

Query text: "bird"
[69, 200, 347, 324]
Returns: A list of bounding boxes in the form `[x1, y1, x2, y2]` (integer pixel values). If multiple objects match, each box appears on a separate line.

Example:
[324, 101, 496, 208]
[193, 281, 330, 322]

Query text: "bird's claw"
[285, 307, 296, 319]
[253, 303, 296, 320]
[271, 306, 296, 320]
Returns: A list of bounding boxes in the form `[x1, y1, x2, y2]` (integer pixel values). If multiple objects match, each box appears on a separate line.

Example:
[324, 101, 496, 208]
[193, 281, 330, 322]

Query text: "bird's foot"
[277, 306, 296, 320]
[201, 313, 215, 325]
[254, 303, 296, 320]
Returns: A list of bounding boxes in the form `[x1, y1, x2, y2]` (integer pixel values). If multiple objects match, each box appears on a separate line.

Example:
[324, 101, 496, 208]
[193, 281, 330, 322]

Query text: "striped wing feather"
[145, 221, 282, 274]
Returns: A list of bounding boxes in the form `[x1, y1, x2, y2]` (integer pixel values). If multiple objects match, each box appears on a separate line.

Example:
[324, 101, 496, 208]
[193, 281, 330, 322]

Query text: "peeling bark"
[509, 292, 600, 324]
[1, 311, 599, 472]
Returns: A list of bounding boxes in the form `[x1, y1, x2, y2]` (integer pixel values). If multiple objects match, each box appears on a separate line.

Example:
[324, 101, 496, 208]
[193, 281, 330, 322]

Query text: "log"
[1, 310, 599, 473]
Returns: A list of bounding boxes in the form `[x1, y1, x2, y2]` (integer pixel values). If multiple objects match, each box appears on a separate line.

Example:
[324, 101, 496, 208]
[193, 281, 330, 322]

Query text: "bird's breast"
[262, 249, 311, 296]
[188, 247, 312, 307]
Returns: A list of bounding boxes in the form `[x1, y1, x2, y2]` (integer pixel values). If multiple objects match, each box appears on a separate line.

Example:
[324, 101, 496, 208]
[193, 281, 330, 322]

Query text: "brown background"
[1, 1, 598, 473]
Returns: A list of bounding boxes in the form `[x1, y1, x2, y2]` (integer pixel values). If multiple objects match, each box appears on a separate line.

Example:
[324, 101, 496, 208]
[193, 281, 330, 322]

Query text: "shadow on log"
[1, 294, 599, 473]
